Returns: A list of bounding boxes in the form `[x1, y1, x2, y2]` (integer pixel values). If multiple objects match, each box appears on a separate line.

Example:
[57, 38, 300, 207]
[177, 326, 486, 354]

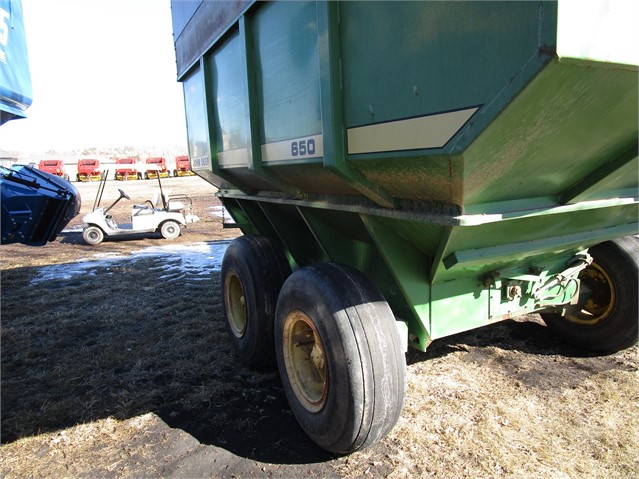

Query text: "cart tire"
[160, 220, 181, 240]
[83, 226, 104, 245]
[541, 236, 638, 354]
[275, 263, 406, 454]
[221, 235, 292, 367]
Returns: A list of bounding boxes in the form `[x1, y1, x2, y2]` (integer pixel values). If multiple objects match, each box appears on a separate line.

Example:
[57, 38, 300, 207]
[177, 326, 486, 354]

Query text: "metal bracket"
[532, 254, 592, 304]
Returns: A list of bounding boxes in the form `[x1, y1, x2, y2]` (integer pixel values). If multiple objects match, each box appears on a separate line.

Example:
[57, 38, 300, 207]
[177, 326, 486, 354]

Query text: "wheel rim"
[565, 261, 615, 325]
[283, 310, 328, 413]
[86, 228, 101, 243]
[225, 270, 247, 338]
[162, 222, 179, 239]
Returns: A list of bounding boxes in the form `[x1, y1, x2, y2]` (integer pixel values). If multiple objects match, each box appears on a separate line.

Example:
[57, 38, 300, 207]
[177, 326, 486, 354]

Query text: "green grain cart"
[171, 1, 638, 453]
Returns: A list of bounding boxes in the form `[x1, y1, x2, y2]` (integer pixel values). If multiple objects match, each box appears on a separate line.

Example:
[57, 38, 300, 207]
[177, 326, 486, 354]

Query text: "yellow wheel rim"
[566, 261, 615, 326]
[283, 310, 328, 412]
[225, 270, 247, 338]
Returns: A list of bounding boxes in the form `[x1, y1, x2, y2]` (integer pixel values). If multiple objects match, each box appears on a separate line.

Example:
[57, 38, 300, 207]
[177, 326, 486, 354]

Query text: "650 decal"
[261, 134, 323, 163]
[291, 138, 316, 157]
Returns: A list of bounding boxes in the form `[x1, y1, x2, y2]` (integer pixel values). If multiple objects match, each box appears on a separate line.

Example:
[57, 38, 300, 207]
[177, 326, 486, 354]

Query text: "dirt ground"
[1, 176, 638, 478]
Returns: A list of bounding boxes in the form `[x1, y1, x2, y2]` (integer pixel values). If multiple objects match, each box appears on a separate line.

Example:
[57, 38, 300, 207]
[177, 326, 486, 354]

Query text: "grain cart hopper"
[171, 1, 638, 454]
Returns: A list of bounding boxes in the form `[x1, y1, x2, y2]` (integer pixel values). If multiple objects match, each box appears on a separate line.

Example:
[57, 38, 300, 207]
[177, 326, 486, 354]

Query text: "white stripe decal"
[261, 134, 324, 163]
[218, 148, 249, 168]
[347, 107, 478, 154]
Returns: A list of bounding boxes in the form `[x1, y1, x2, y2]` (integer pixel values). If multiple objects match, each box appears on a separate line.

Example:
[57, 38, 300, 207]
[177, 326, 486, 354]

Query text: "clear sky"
[0, 0, 187, 153]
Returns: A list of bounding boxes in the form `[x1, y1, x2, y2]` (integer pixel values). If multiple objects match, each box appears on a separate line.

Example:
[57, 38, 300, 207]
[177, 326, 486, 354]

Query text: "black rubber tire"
[541, 236, 638, 354]
[221, 235, 292, 367]
[274, 263, 406, 454]
[82, 226, 104, 245]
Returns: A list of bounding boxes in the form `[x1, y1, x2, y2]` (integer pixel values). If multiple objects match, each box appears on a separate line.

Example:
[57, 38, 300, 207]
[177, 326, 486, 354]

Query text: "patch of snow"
[208, 206, 225, 218]
[209, 205, 236, 225]
[30, 241, 230, 285]
[62, 226, 84, 233]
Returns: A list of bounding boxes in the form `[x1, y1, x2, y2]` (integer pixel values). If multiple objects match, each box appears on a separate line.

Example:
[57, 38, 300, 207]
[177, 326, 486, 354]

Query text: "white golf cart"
[82, 171, 199, 245]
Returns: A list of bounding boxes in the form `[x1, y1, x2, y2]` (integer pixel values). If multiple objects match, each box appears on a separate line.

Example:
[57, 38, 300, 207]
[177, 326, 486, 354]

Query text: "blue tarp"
[0, 0, 32, 125]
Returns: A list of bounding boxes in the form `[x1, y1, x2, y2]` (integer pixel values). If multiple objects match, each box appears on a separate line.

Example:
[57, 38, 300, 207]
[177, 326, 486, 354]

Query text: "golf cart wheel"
[541, 236, 638, 354]
[275, 263, 406, 454]
[83, 226, 104, 245]
[160, 220, 181, 240]
[221, 235, 291, 367]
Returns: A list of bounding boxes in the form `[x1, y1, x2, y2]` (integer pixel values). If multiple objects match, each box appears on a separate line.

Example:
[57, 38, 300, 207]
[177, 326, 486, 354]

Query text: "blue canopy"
[0, 0, 32, 125]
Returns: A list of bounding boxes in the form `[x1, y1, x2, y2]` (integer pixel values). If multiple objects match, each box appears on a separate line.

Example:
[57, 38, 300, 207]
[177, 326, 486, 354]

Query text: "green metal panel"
[316, 0, 395, 208]
[362, 216, 432, 351]
[239, 17, 301, 196]
[182, 66, 215, 186]
[354, 154, 464, 205]
[431, 201, 638, 283]
[257, 164, 358, 196]
[252, 1, 321, 145]
[222, 198, 258, 234]
[559, 141, 638, 205]
[463, 59, 639, 206]
[340, 1, 556, 152]
[206, 29, 249, 168]
[428, 250, 587, 340]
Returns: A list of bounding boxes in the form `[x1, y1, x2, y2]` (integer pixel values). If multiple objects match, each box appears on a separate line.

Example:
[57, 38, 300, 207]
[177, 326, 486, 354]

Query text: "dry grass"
[1, 180, 638, 477]
[1, 255, 224, 439]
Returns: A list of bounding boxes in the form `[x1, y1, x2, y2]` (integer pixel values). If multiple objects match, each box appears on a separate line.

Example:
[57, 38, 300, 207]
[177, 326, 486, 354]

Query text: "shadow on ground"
[0, 256, 331, 465]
